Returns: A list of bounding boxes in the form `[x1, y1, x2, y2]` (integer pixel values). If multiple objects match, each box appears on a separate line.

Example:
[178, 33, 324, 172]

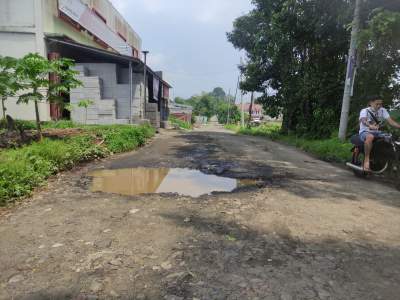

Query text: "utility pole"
[240, 92, 245, 128]
[228, 76, 240, 124]
[226, 89, 231, 124]
[249, 91, 254, 125]
[239, 57, 245, 128]
[338, 0, 362, 141]
[142, 50, 149, 120]
[129, 61, 133, 124]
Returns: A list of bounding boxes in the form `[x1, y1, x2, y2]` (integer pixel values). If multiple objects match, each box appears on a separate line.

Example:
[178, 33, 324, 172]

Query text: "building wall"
[83, 0, 142, 52]
[0, 0, 45, 55]
[0, 0, 144, 122]
[43, 0, 141, 54]
[0, 0, 35, 28]
[0, 98, 50, 122]
[0, 0, 142, 58]
[0, 32, 36, 58]
[0, 0, 50, 121]
[43, 0, 103, 50]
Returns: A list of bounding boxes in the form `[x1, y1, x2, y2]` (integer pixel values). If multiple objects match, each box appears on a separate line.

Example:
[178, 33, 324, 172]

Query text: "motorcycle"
[347, 132, 400, 186]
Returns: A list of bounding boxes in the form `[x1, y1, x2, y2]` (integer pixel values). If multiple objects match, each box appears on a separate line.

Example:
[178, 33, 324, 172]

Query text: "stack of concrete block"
[96, 99, 117, 125]
[114, 84, 130, 119]
[78, 63, 134, 120]
[132, 73, 144, 120]
[145, 103, 160, 128]
[70, 63, 152, 125]
[70, 74, 119, 124]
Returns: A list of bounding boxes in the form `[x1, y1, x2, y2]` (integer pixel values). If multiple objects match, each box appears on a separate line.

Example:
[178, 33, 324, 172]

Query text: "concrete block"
[114, 119, 130, 124]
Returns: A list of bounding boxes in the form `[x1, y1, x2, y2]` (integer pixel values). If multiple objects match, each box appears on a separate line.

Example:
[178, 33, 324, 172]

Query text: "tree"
[174, 97, 186, 104]
[16, 53, 81, 139]
[0, 56, 21, 120]
[193, 95, 217, 118]
[210, 87, 226, 100]
[228, 0, 400, 139]
[217, 101, 241, 124]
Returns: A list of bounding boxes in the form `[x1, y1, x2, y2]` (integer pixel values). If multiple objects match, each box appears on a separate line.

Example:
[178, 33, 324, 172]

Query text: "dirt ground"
[1, 126, 399, 300]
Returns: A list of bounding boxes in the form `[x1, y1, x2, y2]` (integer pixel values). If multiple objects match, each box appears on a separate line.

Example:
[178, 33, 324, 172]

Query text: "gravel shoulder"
[1, 126, 399, 300]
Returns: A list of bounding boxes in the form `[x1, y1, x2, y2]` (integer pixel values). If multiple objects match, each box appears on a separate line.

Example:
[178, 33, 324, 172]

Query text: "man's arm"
[387, 117, 400, 129]
[360, 116, 379, 130]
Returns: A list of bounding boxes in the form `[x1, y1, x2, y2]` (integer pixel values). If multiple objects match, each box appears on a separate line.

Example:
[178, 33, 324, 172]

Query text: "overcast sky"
[109, 0, 253, 100]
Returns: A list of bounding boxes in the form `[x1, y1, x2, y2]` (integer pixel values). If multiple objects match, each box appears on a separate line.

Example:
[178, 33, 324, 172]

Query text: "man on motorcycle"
[359, 95, 400, 171]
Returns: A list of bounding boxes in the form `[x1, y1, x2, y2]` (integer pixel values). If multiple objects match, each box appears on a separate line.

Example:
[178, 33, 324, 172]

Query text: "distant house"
[169, 102, 193, 123]
[238, 103, 264, 120]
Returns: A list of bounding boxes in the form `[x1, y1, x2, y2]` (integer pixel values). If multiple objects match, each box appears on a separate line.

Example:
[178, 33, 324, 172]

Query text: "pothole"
[88, 168, 257, 198]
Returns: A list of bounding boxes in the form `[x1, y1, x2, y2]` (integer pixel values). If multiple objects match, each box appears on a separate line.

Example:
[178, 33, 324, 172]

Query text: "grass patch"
[226, 123, 352, 163]
[169, 116, 192, 130]
[0, 124, 155, 206]
[87, 124, 155, 153]
[42, 120, 78, 129]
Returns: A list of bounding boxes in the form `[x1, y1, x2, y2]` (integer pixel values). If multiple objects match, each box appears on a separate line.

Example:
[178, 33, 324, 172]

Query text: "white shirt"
[359, 107, 390, 134]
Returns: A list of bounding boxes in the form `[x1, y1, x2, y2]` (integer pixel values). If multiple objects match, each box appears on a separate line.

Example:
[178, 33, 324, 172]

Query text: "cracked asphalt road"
[1, 126, 399, 300]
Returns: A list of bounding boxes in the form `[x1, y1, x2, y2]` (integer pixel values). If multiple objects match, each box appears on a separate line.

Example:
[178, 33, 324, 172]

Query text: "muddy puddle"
[88, 168, 255, 197]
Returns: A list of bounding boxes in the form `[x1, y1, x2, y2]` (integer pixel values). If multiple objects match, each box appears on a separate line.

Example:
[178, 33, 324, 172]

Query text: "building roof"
[46, 35, 172, 88]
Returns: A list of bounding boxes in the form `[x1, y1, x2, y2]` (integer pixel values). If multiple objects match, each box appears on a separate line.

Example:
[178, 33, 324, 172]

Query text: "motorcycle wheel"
[369, 140, 391, 174]
[354, 144, 390, 177]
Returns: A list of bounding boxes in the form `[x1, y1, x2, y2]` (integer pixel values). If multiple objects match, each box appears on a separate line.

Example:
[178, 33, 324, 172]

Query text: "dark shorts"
[359, 131, 385, 142]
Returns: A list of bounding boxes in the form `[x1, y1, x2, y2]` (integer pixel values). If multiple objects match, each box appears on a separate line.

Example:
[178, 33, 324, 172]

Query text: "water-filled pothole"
[88, 168, 255, 197]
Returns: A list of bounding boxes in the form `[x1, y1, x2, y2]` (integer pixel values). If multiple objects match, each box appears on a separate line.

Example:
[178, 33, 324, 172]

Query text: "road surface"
[1, 126, 399, 299]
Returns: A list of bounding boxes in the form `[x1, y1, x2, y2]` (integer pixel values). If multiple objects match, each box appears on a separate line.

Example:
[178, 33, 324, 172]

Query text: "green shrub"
[42, 120, 77, 129]
[169, 116, 192, 130]
[0, 136, 107, 205]
[87, 124, 155, 153]
[0, 119, 36, 130]
[224, 124, 240, 131]
[0, 119, 77, 130]
[231, 122, 352, 163]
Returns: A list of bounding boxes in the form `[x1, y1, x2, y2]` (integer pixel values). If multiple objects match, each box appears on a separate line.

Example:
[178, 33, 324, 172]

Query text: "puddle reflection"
[88, 168, 246, 197]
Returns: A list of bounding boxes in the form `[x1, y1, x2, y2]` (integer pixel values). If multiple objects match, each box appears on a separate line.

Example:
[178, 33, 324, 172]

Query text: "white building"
[0, 0, 171, 127]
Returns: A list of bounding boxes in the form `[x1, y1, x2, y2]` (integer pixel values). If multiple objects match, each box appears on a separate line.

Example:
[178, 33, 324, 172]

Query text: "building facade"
[0, 0, 171, 127]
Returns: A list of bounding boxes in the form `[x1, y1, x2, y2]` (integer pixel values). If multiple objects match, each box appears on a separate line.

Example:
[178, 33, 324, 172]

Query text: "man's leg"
[364, 134, 375, 171]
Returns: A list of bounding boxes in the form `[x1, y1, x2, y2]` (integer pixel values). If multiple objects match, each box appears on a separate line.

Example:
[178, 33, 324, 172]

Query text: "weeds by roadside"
[226, 123, 352, 163]
[0, 123, 155, 206]
[169, 116, 192, 130]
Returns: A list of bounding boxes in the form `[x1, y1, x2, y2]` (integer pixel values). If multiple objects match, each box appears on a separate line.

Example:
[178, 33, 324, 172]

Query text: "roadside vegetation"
[168, 115, 193, 130]
[226, 123, 352, 163]
[228, 1, 400, 139]
[0, 122, 155, 206]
